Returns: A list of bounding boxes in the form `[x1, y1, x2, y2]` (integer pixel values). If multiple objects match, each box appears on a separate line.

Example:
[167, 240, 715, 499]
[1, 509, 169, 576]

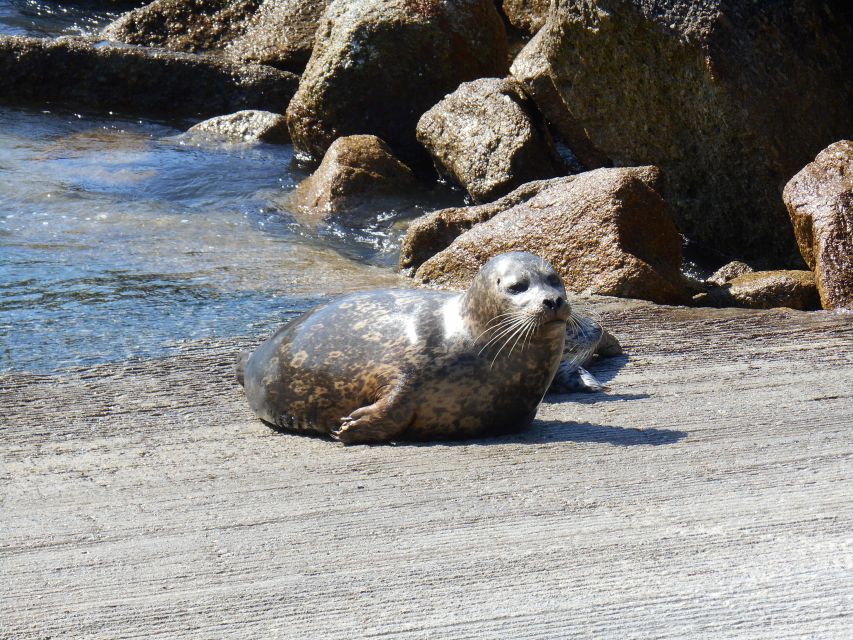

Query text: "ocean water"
[0, 0, 119, 37]
[0, 106, 457, 373]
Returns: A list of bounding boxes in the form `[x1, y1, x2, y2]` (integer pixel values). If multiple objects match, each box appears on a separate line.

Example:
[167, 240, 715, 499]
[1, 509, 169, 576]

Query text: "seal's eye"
[507, 280, 529, 294]
[547, 274, 562, 288]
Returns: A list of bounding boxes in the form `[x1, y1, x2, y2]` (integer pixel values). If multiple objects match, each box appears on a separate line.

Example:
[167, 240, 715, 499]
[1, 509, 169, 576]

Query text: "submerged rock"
[704, 271, 820, 311]
[784, 140, 853, 311]
[0, 35, 298, 117]
[187, 110, 290, 143]
[510, 0, 853, 264]
[416, 77, 561, 203]
[404, 167, 689, 305]
[285, 0, 509, 165]
[103, 0, 260, 52]
[226, 0, 330, 73]
[290, 135, 416, 223]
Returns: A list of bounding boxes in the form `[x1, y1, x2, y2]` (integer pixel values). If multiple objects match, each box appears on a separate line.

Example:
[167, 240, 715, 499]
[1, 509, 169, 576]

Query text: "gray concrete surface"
[2, 298, 852, 638]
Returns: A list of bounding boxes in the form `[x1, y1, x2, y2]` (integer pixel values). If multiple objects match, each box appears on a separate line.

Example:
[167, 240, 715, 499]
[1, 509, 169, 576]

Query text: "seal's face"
[462, 252, 571, 349]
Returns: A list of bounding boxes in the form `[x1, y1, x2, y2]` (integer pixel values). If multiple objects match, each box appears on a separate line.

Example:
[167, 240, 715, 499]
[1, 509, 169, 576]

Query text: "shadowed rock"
[510, 0, 853, 265]
[784, 140, 853, 311]
[707, 261, 754, 287]
[187, 110, 290, 143]
[703, 270, 820, 311]
[285, 0, 509, 165]
[290, 135, 416, 223]
[501, 0, 549, 36]
[0, 35, 298, 117]
[416, 77, 561, 202]
[404, 167, 689, 305]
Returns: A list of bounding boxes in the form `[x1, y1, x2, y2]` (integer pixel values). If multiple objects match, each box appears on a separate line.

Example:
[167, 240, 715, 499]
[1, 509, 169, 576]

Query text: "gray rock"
[501, 0, 549, 36]
[0, 35, 298, 118]
[707, 261, 754, 287]
[187, 110, 290, 143]
[510, 0, 853, 265]
[285, 0, 509, 165]
[784, 140, 853, 311]
[102, 0, 260, 52]
[416, 77, 561, 203]
[226, 0, 330, 73]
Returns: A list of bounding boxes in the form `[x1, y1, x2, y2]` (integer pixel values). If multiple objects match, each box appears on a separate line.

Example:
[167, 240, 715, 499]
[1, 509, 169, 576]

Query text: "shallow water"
[0, 0, 119, 37]
[0, 106, 458, 373]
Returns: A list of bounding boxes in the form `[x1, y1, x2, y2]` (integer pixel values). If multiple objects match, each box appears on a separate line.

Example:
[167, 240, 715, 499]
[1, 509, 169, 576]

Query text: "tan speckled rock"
[501, 0, 549, 36]
[290, 135, 415, 223]
[704, 270, 820, 311]
[783, 140, 853, 311]
[510, 1, 853, 264]
[707, 261, 755, 287]
[416, 77, 560, 203]
[406, 167, 689, 304]
[285, 0, 508, 165]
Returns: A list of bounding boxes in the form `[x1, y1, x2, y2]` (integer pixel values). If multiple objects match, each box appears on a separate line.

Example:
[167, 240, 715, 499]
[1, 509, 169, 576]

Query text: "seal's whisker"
[478, 316, 529, 354]
[490, 318, 532, 367]
[507, 316, 536, 358]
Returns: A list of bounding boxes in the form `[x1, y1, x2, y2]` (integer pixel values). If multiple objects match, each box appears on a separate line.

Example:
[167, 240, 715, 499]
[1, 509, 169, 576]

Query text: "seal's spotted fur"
[238, 252, 570, 443]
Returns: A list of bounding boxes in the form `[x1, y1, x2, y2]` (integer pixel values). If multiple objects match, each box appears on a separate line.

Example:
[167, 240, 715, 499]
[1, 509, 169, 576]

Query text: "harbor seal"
[237, 252, 571, 443]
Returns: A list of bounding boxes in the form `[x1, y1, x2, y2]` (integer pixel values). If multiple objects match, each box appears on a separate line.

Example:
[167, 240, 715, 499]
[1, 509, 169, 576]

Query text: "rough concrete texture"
[0, 35, 299, 118]
[290, 134, 416, 223]
[187, 109, 290, 143]
[784, 140, 853, 311]
[226, 0, 331, 72]
[408, 168, 689, 304]
[2, 298, 852, 638]
[510, 0, 853, 265]
[703, 270, 820, 311]
[103, 0, 260, 52]
[285, 0, 509, 164]
[416, 77, 560, 202]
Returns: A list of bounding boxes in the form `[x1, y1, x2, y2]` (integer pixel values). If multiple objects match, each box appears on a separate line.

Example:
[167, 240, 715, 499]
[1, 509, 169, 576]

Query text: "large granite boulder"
[783, 140, 853, 310]
[703, 270, 820, 311]
[225, 0, 330, 72]
[403, 167, 689, 304]
[0, 35, 298, 117]
[510, 0, 853, 265]
[285, 0, 509, 165]
[416, 77, 561, 202]
[103, 0, 260, 52]
[290, 135, 416, 223]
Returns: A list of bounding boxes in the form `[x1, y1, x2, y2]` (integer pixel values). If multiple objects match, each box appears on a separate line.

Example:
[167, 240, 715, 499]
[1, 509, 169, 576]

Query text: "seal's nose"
[542, 297, 564, 310]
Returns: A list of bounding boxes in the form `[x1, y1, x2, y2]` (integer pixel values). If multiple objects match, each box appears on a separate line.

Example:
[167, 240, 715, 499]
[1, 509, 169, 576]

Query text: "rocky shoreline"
[1, 0, 851, 311]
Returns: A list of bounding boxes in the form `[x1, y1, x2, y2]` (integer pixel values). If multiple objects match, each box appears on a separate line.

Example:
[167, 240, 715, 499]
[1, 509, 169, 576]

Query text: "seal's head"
[461, 252, 571, 345]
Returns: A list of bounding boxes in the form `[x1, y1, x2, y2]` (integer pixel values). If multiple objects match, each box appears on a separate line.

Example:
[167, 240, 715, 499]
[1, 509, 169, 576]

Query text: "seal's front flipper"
[333, 389, 414, 445]
[549, 364, 608, 394]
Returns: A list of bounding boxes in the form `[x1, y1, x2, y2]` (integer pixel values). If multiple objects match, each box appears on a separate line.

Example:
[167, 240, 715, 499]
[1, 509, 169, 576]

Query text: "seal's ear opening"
[235, 352, 250, 387]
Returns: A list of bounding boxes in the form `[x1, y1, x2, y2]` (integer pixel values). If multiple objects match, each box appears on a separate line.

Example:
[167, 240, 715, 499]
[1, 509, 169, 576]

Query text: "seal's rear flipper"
[235, 351, 249, 387]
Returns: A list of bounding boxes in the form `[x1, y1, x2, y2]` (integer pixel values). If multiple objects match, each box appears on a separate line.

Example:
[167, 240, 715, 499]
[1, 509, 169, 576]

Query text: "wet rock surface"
[102, 0, 260, 52]
[290, 134, 416, 223]
[0, 35, 298, 117]
[703, 270, 820, 311]
[511, 0, 853, 264]
[784, 140, 853, 311]
[706, 261, 755, 287]
[407, 167, 689, 305]
[187, 110, 290, 143]
[285, 0, 509, 165]
[416, 77, 561, 203]
[226, 0, 330, 73]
